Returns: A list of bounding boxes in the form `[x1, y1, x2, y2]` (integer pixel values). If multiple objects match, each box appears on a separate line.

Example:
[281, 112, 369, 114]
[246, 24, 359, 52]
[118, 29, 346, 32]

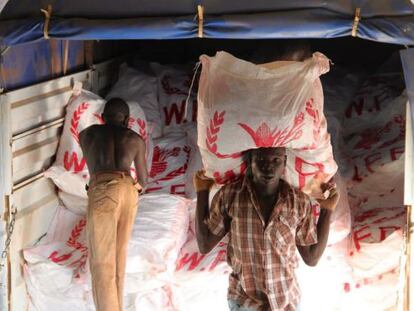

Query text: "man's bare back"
[79, 98, 147, 188]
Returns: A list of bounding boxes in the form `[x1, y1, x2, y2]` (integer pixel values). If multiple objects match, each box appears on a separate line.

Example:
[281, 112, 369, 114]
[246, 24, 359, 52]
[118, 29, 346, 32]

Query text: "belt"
[90, 170, 130, 178]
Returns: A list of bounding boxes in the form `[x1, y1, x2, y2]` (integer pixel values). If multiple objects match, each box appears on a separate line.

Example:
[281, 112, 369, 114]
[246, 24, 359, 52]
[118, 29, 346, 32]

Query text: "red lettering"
[209, 249, 227, 271]
[364, 153, 381, 173]
[64, 151, 86, 172]
[371, 217, 389, 225]
[353, 226, 372, 251]
[373, 90, 389, 112]
[352, 165, 363, 183]
[379, 226, 400, 241]
[145, 186, 163, 193]
[354, 209, 381, 223]
[390, 146, 404, 161]
[176, 252, 205, 271]
[163, 100, 186, 126]
[344, 283, 351, 293]
[171, 184, 185, 195]
[345, 97, 364, 118]
[48, 251, 72, 263]
[294, 157, 324, 190]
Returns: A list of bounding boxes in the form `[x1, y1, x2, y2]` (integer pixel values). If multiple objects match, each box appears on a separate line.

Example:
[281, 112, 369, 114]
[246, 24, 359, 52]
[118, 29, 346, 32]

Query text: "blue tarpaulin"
[0, 0, 413, 46]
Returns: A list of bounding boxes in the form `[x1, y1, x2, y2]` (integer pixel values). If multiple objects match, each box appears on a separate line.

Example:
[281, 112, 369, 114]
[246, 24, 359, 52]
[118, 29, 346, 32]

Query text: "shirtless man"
[79, 97, 147, 311]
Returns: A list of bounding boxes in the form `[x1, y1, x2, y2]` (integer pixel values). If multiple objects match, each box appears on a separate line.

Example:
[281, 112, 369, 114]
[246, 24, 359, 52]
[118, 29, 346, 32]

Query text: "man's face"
[250, 148, 286, 186]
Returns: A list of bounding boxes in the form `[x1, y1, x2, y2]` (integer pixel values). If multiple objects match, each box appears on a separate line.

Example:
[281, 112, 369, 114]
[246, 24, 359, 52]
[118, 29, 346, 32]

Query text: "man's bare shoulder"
[124, 128, 145, 145]
[80, 124, 101, 135]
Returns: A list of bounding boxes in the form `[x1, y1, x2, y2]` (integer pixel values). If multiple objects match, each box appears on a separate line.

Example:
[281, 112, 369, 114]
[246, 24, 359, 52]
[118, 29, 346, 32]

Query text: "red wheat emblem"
[305, 98, 320, 144]
[206, 111, 242, 159]
[238, 112, 304, 148]
[70, 102, 90, 142]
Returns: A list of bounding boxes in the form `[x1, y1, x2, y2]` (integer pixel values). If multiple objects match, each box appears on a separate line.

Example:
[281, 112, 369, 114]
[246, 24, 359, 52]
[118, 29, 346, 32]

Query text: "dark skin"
[195, 147, 339, 267]
[79, 98, 148, 188]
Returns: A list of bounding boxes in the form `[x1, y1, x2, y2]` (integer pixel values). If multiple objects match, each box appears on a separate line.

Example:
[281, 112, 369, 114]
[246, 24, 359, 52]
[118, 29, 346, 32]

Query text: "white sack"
[175, 201, 230, 311]
[343, 74, 406, 135]
[147, 133, 190, 195]
[197, 51, 337, 198]
[297, 238, 352, 311]
[340, 268, 400, 311]
[106, 63, 162, 138]
[343, 90, 406, 210]
[24, 194, 190, 309]
[151, 63, 197, 133]
[130, 285, 183, 311]
[125, 193, 190, 292]
[348, 205, 405, 278]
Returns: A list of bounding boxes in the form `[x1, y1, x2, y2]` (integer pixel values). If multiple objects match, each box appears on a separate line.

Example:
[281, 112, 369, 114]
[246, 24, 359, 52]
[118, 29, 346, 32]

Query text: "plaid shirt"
[206, 176, 318, 311]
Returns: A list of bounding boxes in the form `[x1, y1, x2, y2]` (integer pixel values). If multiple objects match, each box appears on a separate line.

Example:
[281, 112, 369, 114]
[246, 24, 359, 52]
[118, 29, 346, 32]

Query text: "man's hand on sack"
[193, 170, 215, 192]
[317, 181, 339, 211]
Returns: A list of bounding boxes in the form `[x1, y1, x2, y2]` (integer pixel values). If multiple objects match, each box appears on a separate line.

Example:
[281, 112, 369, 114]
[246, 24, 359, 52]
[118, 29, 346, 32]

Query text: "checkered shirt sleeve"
[205, 188, 227, 237]
[295, 194, 318, 246]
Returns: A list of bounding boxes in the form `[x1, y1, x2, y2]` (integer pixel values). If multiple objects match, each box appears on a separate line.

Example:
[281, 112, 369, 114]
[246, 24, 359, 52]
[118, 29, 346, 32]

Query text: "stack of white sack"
[24, 194, 190, 311]
[342, 72, 406, 195]
[106, 63, 163, 139]
[197, 51, 337, 199]
[339, 71, 407, 310]
[45, 88, 154, 208]
[149, 62, 201, 199]
[174, 200, 230, 311]
[321, 65, 367, 175]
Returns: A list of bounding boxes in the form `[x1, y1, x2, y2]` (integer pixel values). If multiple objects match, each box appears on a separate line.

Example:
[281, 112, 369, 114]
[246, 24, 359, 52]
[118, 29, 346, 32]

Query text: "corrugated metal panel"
[4, 70, 91, 136]
[2, 69, 92, 311]
[2, 70, 91, 187]
[11, 125, 61, 184]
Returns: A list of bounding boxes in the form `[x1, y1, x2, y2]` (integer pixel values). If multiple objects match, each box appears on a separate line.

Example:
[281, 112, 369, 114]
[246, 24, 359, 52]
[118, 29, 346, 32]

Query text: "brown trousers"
[87, 172, 138, 311]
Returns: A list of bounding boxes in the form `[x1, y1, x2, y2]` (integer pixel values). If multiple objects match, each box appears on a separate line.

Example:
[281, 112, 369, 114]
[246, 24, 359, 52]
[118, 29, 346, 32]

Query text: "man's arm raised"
[297, 183, 339, 266]
[194, 171, 227, 254]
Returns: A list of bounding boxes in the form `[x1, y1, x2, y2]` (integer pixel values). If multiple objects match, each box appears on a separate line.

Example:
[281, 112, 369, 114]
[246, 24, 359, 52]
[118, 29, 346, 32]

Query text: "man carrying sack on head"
[194, 147, 339, 311]
[79, 97, 148, 311]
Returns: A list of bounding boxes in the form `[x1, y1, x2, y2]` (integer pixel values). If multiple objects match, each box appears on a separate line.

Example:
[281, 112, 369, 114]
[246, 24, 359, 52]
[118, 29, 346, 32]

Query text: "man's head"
[250, 40, 312, 63]
[102, 98, 130, 127]
[248, 147, 286, 187]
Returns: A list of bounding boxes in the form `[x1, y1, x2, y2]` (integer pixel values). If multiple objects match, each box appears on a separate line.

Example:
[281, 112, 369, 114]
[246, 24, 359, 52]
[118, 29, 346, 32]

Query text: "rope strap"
[197, 5, 204, 38]
[40, 5, 53, 39]
[351, 8, 361, 37]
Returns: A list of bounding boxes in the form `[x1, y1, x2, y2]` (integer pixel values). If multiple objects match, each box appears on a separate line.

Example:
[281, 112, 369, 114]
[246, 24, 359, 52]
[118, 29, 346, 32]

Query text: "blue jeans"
[228, 299, 301, 311]
[228, 300, 257, 311]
